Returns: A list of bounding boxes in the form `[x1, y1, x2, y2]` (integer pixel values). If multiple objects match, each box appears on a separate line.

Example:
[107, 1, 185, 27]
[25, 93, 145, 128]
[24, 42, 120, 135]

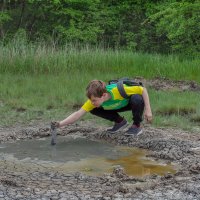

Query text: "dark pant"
[90, 94, 144, 126]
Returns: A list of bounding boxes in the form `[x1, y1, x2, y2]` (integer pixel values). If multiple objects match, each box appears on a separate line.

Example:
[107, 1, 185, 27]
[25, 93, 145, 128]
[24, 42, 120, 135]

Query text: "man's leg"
[125, 94, 144, 136]
[130, 94, 144, 126]
[90, 108, 127, 132]
[90, 107, 123, 122]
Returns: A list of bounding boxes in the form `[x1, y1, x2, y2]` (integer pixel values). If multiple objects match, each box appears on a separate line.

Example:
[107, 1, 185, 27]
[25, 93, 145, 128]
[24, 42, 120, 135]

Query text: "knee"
[130, 94, 144, 106]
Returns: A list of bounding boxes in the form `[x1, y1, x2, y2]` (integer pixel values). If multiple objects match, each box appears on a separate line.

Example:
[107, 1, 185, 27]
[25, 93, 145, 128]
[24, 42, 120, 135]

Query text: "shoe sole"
[125, 129, 143, 136]
[107, 123, 129, 134]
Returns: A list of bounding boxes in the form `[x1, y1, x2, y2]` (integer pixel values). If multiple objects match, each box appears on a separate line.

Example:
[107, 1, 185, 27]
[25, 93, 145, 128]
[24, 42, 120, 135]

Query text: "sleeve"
[123, 85, 143, 96]
[81, 99, 96, 112]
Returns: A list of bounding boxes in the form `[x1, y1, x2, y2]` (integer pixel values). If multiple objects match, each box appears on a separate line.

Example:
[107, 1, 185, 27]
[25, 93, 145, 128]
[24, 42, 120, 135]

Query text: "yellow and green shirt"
[82, 84, 143, 112]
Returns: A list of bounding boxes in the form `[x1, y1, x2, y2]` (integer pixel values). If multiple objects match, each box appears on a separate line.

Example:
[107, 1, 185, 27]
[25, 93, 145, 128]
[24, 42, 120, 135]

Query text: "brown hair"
[86, 80, 107, 98]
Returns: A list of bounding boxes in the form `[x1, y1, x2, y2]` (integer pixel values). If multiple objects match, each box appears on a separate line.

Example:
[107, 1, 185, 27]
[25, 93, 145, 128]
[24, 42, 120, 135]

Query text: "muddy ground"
[135, 77, 200, 92]
[0, 122, 200, 200]
[0, 78, 199, 199]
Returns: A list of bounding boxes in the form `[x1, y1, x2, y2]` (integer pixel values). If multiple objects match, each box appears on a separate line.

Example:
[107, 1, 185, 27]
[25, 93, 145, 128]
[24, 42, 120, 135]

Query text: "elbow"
[76, 109, 85, 119]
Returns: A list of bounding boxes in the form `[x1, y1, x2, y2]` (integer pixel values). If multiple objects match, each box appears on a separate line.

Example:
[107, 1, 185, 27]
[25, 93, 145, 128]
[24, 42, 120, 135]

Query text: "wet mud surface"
[0, 123, 200, 199]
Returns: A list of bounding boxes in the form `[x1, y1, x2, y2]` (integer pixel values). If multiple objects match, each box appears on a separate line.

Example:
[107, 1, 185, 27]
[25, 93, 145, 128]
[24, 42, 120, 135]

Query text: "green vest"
[101, 84, 129, 110]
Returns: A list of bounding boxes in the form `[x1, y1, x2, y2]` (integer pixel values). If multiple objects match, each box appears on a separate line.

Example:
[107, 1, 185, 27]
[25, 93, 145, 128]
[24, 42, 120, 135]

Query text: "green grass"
[0, 73, 200, 132]
[149, 89, 200, 131]
[0, 42, 200, 82]
[0, 42, 200, 130]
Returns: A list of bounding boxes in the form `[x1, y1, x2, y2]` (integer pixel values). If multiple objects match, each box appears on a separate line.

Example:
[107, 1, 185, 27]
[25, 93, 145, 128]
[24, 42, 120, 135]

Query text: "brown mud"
[0, 123, 199, 200]
[135, 77, 200, 92]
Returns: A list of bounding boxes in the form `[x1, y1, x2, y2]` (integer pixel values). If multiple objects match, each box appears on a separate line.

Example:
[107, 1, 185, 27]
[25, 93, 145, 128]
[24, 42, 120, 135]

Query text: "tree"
[148, 1, 200, 55]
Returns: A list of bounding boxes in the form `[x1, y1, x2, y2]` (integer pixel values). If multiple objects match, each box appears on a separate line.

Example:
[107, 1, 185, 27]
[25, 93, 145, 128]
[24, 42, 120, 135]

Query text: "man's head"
[86, 80, 107, 107]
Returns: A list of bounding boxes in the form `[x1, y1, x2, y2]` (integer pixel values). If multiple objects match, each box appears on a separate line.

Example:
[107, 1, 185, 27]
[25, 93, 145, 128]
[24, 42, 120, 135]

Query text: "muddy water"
[0, 136, 175, 176]
[107, 147, 176, 176]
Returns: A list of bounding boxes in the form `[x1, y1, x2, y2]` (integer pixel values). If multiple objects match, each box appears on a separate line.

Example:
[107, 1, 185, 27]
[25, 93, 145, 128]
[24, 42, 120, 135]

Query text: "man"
[52, 79, 152, 136]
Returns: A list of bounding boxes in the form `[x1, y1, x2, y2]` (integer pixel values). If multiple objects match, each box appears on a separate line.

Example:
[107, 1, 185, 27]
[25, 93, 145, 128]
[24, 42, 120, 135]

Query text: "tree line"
[0, 0, 199, 55]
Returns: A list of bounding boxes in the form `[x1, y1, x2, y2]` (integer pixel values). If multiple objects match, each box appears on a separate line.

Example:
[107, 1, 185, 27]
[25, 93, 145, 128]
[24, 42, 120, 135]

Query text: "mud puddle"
[0, 135, 175, 176]
[0, 124, 199, 199]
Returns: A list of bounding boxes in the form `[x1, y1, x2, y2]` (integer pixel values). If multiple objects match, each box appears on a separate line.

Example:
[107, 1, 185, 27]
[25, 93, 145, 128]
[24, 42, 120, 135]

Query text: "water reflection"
[0, 136, 176, 176]
[107, 147, 176, 176]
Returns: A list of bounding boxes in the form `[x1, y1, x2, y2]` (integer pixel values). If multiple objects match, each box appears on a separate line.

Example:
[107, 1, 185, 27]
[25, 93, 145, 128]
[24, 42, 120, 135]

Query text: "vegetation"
[0, 0, 199, 55]
[0, 1, 199, 131]
[0, 42, 200, 131]
[0, 41, 199, 81]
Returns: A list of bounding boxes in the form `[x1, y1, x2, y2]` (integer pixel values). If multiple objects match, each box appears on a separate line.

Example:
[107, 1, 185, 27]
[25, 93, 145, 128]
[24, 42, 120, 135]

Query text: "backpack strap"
[117, 81, 129, 98]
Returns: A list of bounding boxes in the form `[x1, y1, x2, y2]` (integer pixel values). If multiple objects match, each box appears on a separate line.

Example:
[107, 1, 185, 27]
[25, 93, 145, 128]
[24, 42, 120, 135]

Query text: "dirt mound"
[134, 77, 200, 91]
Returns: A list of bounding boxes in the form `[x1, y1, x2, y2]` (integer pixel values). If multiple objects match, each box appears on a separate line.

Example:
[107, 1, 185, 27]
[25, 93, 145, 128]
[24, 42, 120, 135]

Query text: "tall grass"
[0, 41, 199, 82]
[0, 40, 200, 130]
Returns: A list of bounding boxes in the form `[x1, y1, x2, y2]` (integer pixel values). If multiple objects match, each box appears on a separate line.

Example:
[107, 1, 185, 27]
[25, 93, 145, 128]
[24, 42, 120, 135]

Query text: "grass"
[0, 42, 200, 82]
[150, 89, 200, 131]
[0, 73, 200, 131]
[0, 41, 200, 131]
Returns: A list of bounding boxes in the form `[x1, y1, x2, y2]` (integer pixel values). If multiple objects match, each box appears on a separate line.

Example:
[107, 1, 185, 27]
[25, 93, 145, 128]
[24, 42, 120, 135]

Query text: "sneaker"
[107, 119, 128, 133]
[125, 125, 143, 136]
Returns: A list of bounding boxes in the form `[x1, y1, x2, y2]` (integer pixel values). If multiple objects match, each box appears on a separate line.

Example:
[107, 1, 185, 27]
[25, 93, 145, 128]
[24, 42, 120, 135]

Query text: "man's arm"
[58, 108, 87, 128]
[142, 87, 153, 123]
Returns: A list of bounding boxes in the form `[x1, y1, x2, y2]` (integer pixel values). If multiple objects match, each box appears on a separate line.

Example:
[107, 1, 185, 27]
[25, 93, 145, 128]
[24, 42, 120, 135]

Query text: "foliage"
[148, 1, 200, 55]
[0, 11, 12, 38]
[0, 0, 199, 55]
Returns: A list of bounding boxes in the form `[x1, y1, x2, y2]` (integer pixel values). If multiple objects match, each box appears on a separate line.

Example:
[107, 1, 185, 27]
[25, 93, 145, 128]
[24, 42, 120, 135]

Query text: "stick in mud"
[50, 123, 57, 145]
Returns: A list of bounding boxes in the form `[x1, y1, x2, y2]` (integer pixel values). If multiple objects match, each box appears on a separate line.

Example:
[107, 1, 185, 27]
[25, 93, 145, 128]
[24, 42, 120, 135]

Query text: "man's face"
[90, 95, 105, 107]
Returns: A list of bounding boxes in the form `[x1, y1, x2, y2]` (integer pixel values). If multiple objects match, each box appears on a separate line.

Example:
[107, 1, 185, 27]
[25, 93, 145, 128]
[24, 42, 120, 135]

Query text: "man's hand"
[144, 110, 153, 123]
[51, 121, 60, 129]
[142, 88, 153, 123]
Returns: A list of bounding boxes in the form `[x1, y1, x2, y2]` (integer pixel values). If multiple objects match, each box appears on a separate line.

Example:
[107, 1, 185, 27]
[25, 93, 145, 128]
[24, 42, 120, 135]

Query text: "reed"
[0, 41, 199, 82]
